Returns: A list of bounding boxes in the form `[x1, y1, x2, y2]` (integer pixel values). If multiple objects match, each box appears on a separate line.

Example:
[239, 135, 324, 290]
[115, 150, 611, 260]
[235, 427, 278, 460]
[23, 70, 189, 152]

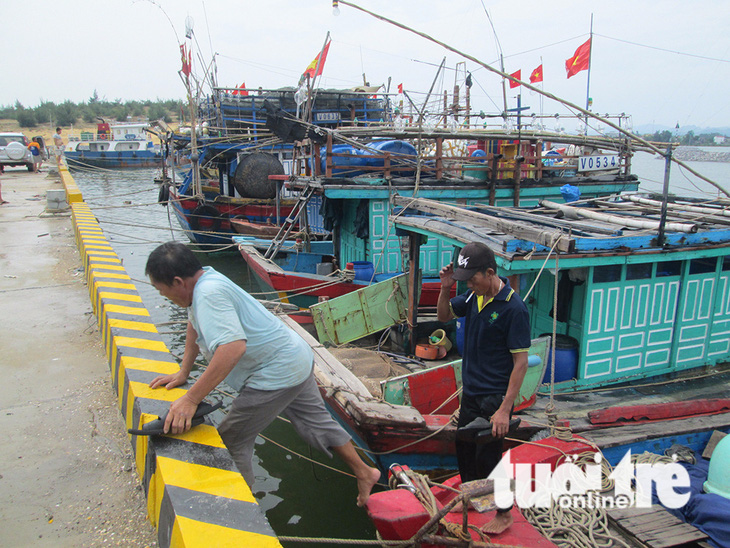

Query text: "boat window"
[626, 263, 652, 280]
[723, 256, 730, 272]
[656, 260, 682, 277]
[689, 257, 717, 275]
[592, 264, 622, 283]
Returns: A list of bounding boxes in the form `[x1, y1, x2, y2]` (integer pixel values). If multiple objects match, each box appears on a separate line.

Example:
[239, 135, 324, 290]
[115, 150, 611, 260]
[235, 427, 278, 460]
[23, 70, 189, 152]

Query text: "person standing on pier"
[27, 138, 42, 172]
[145, 241, 381, 507]
[438, 242, 530, 534]
[52, 127, 64, 166]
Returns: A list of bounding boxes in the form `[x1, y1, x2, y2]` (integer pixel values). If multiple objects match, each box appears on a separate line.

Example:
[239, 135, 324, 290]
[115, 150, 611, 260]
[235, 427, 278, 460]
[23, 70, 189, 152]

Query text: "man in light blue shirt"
[146, 241, 380, 506]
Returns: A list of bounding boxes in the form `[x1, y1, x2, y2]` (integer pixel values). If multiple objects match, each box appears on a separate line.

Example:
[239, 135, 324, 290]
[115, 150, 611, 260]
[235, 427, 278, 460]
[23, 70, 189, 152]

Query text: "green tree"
[17, 109, 37, 127]
[56, 100, 78, 126]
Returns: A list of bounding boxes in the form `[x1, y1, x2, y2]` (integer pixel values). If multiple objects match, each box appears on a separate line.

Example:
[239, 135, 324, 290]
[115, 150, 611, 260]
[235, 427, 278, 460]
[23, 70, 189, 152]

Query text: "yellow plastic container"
[429, 329, 453, 352]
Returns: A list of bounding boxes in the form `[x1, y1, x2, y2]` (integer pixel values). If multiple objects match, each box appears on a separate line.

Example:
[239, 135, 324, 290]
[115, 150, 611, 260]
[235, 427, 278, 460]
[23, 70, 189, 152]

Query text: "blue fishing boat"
[65, 120, 162, 168]
[163, 86, 386, 247]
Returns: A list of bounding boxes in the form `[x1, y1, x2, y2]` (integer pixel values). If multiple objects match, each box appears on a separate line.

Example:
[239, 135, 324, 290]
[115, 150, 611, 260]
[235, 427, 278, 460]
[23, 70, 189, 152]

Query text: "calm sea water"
[630, 148, 730, 198]
[72, 154, 730, 545]
[72, 168, 376, 547]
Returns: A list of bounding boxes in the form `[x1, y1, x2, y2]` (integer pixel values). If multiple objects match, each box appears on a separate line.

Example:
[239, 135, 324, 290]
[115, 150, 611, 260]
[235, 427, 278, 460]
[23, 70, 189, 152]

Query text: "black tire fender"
[158, 183, 170, 205]
[189, 204, 222, 232]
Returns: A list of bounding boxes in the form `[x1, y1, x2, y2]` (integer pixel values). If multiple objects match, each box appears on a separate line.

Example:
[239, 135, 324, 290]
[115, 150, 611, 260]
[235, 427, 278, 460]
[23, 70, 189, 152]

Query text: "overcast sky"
[3, 0, 729, 131]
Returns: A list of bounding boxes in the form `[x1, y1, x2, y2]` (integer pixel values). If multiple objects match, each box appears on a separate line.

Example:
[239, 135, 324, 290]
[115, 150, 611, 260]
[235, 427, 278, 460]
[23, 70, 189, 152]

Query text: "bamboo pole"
[625, 195, 730, 218]
[540, 199, 698, 233]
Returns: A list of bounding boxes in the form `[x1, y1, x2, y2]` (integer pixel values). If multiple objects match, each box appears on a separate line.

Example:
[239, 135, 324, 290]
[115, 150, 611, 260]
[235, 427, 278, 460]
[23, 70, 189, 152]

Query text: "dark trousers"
[456, 393, 510, 482]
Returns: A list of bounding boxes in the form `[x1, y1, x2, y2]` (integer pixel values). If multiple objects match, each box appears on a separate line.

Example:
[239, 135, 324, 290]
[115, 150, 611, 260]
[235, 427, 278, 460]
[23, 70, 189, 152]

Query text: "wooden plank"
[392, 195, 575, 252]
[619, 513, 679, 529]
[608, 506, 658, 519]
[582, 413, 730, 447]
[280, 315, 371, 397]
[607, 505, 707, 548]
[702, 430, 728, 459]
[346, 400, 426, 428]
[637, 527, 707, 548]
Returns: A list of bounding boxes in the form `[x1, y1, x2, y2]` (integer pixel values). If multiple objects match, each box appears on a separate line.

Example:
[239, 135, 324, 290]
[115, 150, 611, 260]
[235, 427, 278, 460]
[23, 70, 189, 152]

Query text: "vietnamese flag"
[508, 69, 521, 89]
[179, 44, 191, 77]
[530, 64, 543, 84]
[397, 83, 403, 94]
[302, 39, 331, 80]
[566, 38, 591, 78]
[232, 82, 249, 96]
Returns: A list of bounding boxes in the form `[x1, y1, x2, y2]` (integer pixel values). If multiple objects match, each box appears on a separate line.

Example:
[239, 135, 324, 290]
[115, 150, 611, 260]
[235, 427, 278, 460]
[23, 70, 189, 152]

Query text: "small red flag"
[303, 39, 331, 79]
[566, 38, 591, 78]
[509, 70, 521, 89]
[529, 64, 543, 84]
[397, 83, 403, 94]
[179, 44, 191, 77]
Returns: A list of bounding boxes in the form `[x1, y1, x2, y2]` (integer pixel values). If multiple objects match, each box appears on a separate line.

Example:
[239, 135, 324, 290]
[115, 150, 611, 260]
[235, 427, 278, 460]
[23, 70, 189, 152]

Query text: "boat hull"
[170, 188, 296, 247]
[237, 240, 452, 309]
[66, 150, 162, 168]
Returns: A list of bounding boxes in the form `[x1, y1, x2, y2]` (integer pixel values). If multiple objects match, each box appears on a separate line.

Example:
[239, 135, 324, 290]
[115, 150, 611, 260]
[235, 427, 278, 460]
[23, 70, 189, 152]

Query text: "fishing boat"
[161, 86, 386, 247]
[268, 192, 730, 476]
[234, 120, 645, 304]
[365, 432, 728, 547]
[65, 120, 162, 168]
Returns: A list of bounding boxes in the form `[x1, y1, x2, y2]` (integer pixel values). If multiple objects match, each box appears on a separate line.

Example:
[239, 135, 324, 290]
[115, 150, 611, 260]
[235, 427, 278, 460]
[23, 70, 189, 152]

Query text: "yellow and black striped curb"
[66, 177, 281, 547]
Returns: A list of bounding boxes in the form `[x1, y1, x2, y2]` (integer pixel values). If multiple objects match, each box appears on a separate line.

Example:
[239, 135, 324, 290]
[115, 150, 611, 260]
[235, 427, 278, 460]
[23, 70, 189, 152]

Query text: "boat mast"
[584, 14, 594, 128]
[305, 31, 331, 124]
[416, 57, 446, 125]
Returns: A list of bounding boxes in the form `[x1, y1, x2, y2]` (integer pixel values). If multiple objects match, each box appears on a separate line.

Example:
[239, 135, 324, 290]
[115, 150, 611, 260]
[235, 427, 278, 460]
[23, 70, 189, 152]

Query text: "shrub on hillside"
[17, 110, 37, 127]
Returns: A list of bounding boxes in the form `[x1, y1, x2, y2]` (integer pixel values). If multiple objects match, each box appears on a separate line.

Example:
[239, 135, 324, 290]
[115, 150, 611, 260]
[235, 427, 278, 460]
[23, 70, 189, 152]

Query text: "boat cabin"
[390, 195, 730, 391]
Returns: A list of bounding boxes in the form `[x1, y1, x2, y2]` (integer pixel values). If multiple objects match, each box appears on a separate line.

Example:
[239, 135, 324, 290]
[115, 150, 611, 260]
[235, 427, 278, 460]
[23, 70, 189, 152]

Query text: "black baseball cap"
[452, 242, 495, 281]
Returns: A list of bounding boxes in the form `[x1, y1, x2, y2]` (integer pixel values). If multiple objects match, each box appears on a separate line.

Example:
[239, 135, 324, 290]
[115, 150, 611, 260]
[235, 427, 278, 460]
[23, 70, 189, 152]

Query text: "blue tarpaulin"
[560, 183, 581, 202]
[659, 453, 730, 548]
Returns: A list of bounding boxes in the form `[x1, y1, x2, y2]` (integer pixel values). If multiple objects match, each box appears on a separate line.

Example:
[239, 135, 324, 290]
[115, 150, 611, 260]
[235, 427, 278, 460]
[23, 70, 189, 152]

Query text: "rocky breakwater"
[673, 146, 730, 162]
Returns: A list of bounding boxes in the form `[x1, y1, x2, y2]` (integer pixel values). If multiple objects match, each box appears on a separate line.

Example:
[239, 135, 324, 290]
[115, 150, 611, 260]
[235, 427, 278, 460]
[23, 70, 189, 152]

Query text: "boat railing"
[315, 134, 630, 183]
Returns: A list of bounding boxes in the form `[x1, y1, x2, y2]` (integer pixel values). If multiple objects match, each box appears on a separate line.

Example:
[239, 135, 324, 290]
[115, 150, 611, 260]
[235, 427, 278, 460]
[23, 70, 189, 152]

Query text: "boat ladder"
[264, 183, 316, 260]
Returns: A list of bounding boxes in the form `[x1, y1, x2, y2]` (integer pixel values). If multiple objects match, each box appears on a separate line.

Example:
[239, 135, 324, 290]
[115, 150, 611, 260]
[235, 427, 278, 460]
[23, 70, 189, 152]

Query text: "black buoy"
[232, 152, 284, 199]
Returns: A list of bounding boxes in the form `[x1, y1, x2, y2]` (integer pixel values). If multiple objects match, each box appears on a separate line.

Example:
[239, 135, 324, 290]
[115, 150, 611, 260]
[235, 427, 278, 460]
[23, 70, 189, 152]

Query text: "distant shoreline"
[672, 146, 730, 163]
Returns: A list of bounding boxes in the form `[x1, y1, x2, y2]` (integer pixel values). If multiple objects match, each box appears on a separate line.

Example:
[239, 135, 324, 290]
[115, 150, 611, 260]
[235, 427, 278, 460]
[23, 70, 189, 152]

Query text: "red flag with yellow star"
[530, 64, 543, 84]
[302, 39, 331, 80]
[566, 39, 591, 78]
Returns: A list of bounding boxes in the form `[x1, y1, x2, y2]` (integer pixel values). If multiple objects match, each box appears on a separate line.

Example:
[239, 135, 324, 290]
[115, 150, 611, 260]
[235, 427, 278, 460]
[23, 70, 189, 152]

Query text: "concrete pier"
[1, 165, 281, 547]
[0, 167, 156, 546]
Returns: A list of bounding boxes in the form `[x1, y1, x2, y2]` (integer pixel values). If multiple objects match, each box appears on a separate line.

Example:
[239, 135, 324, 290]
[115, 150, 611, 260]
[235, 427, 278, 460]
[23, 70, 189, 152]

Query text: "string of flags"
[507, 38, 591, 88]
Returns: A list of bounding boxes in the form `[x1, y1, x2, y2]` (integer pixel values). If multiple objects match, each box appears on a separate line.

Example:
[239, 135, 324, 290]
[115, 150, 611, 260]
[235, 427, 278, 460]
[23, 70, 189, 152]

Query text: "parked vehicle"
[0, 132, 33, 171]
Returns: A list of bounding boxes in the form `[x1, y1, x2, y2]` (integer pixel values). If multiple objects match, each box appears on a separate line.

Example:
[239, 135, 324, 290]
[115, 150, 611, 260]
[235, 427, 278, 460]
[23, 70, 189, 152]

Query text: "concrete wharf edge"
[60, 166, 282, 548]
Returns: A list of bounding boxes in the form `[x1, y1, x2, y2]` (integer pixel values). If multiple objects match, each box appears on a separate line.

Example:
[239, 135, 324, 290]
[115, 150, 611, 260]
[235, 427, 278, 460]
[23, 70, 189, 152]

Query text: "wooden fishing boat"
[235, 237, 451, 309]
[365, 432, 724, 547]
[162, 86, 385, 246]
[166, 182, 299, 247]
[390, 194, 730, 392]
[269, 192, 730, 476]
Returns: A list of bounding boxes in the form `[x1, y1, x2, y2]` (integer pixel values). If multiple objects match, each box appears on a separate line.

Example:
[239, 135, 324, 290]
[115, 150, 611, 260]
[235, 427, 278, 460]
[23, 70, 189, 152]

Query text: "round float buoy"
[189, 204, 222, 232]
[232, 152, 284, 199]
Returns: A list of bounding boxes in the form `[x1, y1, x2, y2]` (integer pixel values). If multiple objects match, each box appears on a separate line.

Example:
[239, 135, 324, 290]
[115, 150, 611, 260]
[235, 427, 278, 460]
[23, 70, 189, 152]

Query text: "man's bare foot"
[482, 510, 513, 534]
[356, 467, 381, 507]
